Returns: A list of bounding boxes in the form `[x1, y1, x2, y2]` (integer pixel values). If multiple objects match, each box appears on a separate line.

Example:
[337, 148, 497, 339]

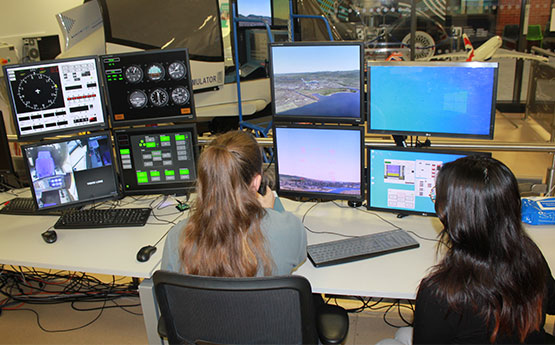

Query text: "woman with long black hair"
[414, 155, 555, 343]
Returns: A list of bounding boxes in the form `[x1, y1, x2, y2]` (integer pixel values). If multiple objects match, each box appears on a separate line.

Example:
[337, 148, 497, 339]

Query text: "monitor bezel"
[100, 48, 196, 128]
[366, 61, 498, 139]
[113, 124, 200, 196]
[269, 41, 365, 125]
[22, 131, 120, 212]
[273, 123, 365, 202]
[366, 146, 492, 217]
[2, 55, 108, 141]
[0, 112, 16, 175]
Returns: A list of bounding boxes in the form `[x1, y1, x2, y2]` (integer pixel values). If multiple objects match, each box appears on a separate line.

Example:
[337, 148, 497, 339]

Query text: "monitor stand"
[393, 135, 407, 147]
[396, 212, 409, 219]
[348, 200, 363, 208]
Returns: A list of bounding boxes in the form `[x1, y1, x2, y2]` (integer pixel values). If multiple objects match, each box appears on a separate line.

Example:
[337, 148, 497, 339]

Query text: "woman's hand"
[257, 186, 275, 209]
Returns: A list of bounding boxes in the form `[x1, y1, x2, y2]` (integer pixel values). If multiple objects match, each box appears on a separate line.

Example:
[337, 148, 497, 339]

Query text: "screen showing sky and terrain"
[271, 44, 361, 120]
[274, 126, 362, 199]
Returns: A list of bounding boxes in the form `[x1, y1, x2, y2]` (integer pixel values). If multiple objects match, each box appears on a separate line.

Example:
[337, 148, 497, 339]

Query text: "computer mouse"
[136, 245, 157, 262]
[41, 230, 57, 244]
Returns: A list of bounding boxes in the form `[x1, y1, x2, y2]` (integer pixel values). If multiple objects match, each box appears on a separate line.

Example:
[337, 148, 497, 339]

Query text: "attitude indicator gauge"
[147, 63, 165, 81]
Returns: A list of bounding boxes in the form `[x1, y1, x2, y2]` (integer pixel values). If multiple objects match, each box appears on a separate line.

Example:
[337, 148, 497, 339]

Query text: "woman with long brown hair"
[414, 155, 555, 343]
[161, 130, 306, 277]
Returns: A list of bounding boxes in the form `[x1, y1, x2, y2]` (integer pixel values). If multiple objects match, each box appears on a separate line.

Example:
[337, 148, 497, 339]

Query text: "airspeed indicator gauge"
[150, 88, 169, 107]
[125, 65, 143, 83]
[168, 61, 186, 80]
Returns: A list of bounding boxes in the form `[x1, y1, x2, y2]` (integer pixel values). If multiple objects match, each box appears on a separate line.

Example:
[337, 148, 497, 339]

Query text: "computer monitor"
[367, 147, 491, 216]
[101, 49, 196, 127]
[3, 56, 108, 141]
[113, 124, 199, 196]
[367, 61, 498, 139]
[269, 42, 364, 124]
[273, 124, 364, 202]
[237, 0, 273, 26]
[22, 132, 119, 211]
[0, 112, 16, 176]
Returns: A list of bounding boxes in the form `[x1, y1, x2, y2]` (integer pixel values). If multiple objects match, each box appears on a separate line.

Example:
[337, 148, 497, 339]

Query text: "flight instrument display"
[101, 49, 196, 127]
[3, 56, 107, 140]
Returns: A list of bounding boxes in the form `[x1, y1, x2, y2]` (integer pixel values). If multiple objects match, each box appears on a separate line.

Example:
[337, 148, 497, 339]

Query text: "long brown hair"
[179, 130, 272, 277]
[421, 156, 546, 343]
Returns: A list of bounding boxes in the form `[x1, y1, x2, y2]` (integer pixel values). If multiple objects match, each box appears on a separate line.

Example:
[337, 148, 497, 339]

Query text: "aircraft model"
[426, 34, 548, 62]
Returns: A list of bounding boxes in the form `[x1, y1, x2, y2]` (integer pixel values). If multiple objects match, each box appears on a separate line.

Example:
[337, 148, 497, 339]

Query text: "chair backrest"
[153, 271, 319, 345]
[527, 24, 543, 40]
[502, 24, 520, 39]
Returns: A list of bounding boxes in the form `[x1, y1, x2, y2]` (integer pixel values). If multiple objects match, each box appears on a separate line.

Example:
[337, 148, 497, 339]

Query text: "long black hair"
[420, 155, 546, 342]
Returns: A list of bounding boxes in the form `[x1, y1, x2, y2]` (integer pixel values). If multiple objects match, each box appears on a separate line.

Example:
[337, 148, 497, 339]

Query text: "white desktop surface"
[283, 198, 555, 300]
[0, 190, 179, 277]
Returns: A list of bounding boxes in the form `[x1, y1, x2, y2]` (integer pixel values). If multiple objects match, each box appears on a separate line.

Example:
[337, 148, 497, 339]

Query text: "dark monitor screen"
[101, 49, 196, 127]
[270, 42, 364, 124]
[273, 124, 364, 202]
[3, 56, 107, 140]
[367, 62, 498, 139]
[367, 147, 490, 216]
[113, 124, 199, 196]
[237, 0, 273, 26]
[0, 112, 15, 175]
[22, 132, 119, 211]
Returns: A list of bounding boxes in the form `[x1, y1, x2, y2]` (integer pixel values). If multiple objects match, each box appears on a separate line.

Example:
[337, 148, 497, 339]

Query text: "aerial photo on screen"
[272, 45, 360, 117]
[280, 174, 361, 195]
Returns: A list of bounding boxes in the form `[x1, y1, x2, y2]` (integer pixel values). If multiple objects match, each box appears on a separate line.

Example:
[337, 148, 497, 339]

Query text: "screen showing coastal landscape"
[273, 124, 364, 201]
[237, 0, 272, 26]
[270, 42, 364, 124]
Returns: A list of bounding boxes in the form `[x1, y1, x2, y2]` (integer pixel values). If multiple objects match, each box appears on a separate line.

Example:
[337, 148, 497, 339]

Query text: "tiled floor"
[2, 109, 555, 344]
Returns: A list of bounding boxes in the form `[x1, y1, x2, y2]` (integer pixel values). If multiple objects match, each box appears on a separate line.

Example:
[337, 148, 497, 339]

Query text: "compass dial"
[125, 65, 143, 83]
[168, 61, 186, 80]
[17, 72, 58, 111]
[129, 90, 147, 108]
[171, 86, 190, 105]
[146, 63, 165, 81]
[149, 88, 169, 107]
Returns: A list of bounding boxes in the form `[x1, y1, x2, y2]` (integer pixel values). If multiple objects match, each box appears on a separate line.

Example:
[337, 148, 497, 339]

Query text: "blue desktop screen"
[368, 148, 470, 215]
[275, 126, 363, 199]
[271, 43, 363, 122]
[369, 63, 497, 138]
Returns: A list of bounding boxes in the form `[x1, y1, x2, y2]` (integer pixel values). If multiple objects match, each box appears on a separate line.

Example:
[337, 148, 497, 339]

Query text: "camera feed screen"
[237, 0, 272, 26]
[23, 134, 118, 210]
[274, 125, 363, 201]
[270, 43, 363, 123]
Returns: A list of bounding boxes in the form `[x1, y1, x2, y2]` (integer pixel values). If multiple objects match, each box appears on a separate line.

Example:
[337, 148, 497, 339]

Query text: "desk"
[1, 193, 554, 345]
[0, 189, 179, 344]
[287, 198, 555, 301]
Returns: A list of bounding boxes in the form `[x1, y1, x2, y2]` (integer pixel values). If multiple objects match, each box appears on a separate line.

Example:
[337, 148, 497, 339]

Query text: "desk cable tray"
[307, 229, 420, 267]
[54, 208, 152, 229]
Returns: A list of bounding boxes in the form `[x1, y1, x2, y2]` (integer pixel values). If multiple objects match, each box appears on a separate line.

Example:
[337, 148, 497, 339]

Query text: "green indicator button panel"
[137, 171, 148, 184]
[165, 170, 175, 176]
[120, 149, 130, 155]
[175, 134, 185, 141]
[150, 171, 161, 177]
[179, 168, 190, 175]
[160, 135, 170, 142]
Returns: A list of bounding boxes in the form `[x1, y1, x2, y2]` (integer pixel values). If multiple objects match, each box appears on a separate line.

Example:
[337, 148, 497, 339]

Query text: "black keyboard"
[0, 197, 75, 216]
[307, 229, 420, 267]
[54, 208, 152, 229]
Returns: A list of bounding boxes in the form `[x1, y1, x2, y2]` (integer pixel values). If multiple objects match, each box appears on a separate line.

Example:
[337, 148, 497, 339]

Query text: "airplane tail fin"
[462, 34, 475, 61]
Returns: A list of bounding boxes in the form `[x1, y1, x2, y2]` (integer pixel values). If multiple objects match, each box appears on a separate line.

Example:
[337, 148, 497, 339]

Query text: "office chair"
[153, 270, 349, 345]
[526, 24, 543, 48]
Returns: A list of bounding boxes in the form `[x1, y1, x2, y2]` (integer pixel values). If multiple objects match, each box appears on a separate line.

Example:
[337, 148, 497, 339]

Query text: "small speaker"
[22, 35, 61, 63]
[22, 38, 40, 62]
